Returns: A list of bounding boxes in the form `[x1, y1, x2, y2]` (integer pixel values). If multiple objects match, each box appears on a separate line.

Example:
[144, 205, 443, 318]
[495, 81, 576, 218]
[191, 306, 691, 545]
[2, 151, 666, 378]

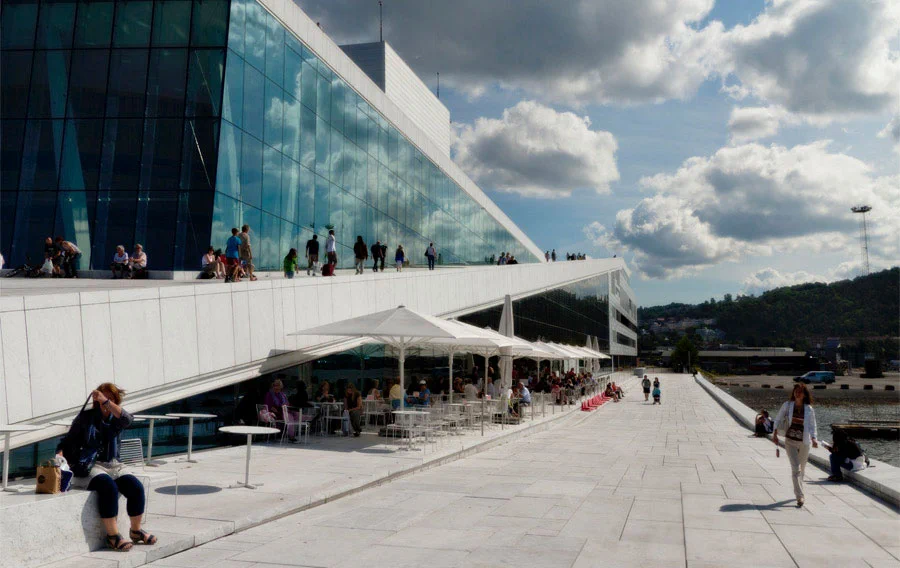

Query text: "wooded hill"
[638, 267, 899, 347]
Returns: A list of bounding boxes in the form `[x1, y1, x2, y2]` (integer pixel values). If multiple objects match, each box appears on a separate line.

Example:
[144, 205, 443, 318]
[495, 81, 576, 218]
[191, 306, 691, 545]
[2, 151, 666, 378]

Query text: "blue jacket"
[57, 407, 134, 477]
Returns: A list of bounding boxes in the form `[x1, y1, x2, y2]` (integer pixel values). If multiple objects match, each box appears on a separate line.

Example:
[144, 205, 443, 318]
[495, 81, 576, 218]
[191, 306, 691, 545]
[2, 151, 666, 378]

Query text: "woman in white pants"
[772, 384, 818, 507]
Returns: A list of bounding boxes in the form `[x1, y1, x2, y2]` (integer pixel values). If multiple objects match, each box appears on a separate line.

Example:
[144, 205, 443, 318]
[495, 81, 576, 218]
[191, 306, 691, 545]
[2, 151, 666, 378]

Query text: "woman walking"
[394, 245, 405, 272]
[772, 384, 818, 507]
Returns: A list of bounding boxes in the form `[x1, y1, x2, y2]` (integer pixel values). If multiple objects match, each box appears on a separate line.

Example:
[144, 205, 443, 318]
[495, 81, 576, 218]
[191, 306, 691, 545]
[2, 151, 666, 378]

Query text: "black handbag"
[59, 395, 94, 477]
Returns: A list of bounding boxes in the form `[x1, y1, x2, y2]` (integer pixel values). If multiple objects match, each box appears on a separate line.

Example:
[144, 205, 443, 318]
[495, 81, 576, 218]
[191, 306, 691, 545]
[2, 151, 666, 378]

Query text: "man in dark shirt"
[371, 240, 384, 272]
[305, 234, 319, 276]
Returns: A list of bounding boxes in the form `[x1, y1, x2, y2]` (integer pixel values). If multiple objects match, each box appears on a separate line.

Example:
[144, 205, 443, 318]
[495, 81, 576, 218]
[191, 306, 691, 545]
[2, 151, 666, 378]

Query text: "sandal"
[106, 534, 133, 552]
[129, 529, 158, 545]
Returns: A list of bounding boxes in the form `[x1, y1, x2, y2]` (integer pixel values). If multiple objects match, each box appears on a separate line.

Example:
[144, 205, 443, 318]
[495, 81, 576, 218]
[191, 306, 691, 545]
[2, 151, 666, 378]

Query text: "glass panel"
[27, 50, 71, 118]
[1, 1, 38, 49]
[180, 118, 218, 190]
[221, 50, 243, 128]
[279, 220, 298, 263]
[191, 0, 228, 47]
[300, 61, 316, 111]
[59, 118, 103, 190]
[313, 174, 328, 234]
[259, 211, 279, 269]
[264, 13, 283, 87]
[99, 118, 143, 190]
[282, 95, 301, 162]
[106, 49, 149, 117]
[300, 104, 315, 170]
[297, 165, 314, 228]
[145, 48, 188, 117]
[240, 133, 262, 208]
[1, 192, 18, 263]
[73, 0, 114, 47]
[280, 156, 299, 221]
[174, 189, 213, 268]
[330, 77, 344, 134]
[328, 185, 342, 244]
[242, 0, 266, 72]
[35, 1, 75, 48]
[54, 190, 94, 268]
[91, 190, 137, 266]
[242, 63, 264, 139]
[1, 51, 33, 119]
[1, 120, 26, 190]
[316, 71, 330, 123]
[261, 145, 280, 214]
[215, 120, 240, 199]
[151, 0, 191, 46]
[134, 190, 177, 267]
[226, 0, 245, 56]
[315, 116, 329, 176]
[67, 50, 109, 118]
[19, 119, 65, 190]
[263, 80, 283, 150]
[140, 118, 183, 189]
[112, 1, 152, 47]
[211, 191, 240, 254]
[10, 191, 56, 265]
[329, 126, 342, 186]
[186, 48, 225, 117]
[284, 44, 302, 104]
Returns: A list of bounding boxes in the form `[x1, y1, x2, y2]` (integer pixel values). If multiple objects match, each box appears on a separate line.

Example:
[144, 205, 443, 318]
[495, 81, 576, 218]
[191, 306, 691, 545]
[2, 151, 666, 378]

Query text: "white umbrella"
[290, 305, 474, 409]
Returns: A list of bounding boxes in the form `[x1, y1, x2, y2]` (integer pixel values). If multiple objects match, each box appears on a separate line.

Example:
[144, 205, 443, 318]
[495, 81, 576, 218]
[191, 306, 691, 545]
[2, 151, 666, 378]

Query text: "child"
[652, 384, 661, 405]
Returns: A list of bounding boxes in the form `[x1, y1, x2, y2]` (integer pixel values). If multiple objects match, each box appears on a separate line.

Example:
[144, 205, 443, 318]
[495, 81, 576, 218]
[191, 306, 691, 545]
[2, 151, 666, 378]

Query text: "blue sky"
[300, 0, 899, 306]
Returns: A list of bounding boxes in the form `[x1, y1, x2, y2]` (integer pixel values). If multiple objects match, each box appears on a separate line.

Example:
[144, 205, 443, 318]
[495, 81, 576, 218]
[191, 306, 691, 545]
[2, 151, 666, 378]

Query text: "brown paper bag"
[36, 461, 61, 494]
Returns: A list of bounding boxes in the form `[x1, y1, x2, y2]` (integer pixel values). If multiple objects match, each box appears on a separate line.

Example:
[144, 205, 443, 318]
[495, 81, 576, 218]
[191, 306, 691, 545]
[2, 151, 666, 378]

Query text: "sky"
[297, 0, 900, 306]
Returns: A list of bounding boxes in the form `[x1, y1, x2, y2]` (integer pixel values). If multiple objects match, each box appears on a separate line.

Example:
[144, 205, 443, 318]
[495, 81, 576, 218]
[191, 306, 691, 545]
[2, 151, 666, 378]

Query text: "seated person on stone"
[754, 410, 773, 437]
[110, 245, 131, 279]
[57, 383, 157, 552]
[826, 428, 868, 482]
[129, 244, 148, 278]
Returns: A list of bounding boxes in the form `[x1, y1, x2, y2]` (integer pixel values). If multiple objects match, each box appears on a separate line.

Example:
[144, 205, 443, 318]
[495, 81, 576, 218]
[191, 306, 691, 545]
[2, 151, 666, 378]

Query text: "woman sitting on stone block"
[58, 383, 157, 552]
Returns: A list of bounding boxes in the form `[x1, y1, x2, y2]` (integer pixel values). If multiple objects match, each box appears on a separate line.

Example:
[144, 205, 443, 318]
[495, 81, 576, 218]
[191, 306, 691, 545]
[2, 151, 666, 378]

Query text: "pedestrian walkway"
[141, 373, 899, 568]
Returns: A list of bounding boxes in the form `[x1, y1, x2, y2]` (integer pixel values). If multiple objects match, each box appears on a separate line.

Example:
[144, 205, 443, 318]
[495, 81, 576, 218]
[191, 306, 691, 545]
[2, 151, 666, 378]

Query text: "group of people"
[640, 375, 661, 404]
[277, 234, 431, 279]
[539, 250, 586, 262]
[110, 244, 148, 279]
[494, 252, 520, 265]
[40, 236, 83, 278]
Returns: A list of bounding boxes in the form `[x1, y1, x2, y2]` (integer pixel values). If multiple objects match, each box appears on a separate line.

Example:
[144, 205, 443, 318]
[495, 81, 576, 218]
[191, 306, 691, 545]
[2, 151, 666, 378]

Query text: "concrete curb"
[694, 373, 900, 508]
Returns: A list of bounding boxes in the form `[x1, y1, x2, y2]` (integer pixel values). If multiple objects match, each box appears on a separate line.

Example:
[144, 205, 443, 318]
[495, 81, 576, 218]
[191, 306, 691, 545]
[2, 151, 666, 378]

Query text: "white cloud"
[585, 141, 900, 278]
[878, 115, 900, 154]
[297, 0, 723, 105]
[452, 101, 619, 198]
[718, 0, 900, 123]
[740, 267, 827, 295]
[728, 106, 787, 142]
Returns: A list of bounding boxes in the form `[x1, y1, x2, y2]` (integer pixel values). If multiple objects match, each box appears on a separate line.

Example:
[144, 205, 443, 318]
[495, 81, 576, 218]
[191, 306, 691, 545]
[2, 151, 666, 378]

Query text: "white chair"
[281, 405, 310, 444]
[256, 404, 282, 441]
[120, 438, 178, 516]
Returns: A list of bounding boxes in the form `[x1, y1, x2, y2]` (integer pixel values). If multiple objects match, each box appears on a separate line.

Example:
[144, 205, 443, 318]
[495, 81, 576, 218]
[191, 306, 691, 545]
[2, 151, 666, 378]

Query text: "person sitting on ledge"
[57, 383, 157, 552]
[129, 244, 148, 279]
[755, 410, 773, 437]
[110, 245, 130, 279]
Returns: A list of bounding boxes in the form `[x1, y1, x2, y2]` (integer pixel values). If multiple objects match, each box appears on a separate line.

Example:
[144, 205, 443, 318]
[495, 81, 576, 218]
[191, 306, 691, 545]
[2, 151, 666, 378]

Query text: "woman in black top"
[57, 383, 157, 551]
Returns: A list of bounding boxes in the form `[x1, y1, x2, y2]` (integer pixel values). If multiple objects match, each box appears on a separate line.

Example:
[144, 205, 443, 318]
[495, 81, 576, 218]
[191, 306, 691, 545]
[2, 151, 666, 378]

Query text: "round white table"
[132, 415, 172, 466]
[1, 424, 48, 492]
[219, 426, 279, 489]
[166, 413, 217, 462]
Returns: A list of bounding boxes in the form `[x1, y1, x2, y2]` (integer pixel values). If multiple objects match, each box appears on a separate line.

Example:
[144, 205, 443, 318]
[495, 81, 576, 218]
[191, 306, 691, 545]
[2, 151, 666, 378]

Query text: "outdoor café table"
[219, 425, 279, 489]
[391, 410, 429, 449]
[1, 424, 47, 492]
[133, 415, 176, 466]
[166, 413, 217, 462]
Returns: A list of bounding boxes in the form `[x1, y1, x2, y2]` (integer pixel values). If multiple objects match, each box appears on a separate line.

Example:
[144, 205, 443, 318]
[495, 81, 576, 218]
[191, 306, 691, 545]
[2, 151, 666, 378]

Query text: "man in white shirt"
[325, 230, 337, 265]
[130, 244, 148, 278]
[110, 245, 130, 279]
[464, 380, 478, 401]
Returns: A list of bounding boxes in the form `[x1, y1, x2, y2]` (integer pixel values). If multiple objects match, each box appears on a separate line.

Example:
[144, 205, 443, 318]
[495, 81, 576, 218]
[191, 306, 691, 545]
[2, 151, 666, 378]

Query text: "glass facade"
[1, 0, 538, 271]
[460, 274, 611, 351]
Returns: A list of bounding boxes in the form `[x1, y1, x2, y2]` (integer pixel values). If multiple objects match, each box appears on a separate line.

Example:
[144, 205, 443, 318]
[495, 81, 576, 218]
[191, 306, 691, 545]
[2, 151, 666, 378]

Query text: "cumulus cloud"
[740, 267, 827, 295]
[452, 101, 619, 198]
[878, 115, 900, 154]
[728, 106, 787, 142]
[718, 0, 900, 122]
[585, 141, 900, 278]
[297, 0, 723, 105]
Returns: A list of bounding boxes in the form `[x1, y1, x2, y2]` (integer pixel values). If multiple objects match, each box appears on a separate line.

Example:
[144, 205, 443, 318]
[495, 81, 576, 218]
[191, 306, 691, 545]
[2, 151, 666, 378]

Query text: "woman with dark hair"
[773, 383, 818, 507]
[57, 383, 157, 551]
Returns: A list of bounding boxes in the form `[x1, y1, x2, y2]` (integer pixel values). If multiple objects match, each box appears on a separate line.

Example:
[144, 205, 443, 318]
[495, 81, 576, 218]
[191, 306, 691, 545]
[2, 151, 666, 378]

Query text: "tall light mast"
[851, 205, 872, 276]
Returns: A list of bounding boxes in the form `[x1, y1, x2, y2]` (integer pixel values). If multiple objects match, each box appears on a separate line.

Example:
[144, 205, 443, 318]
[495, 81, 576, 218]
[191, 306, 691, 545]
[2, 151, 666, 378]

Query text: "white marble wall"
[0, 259, 627, 447]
